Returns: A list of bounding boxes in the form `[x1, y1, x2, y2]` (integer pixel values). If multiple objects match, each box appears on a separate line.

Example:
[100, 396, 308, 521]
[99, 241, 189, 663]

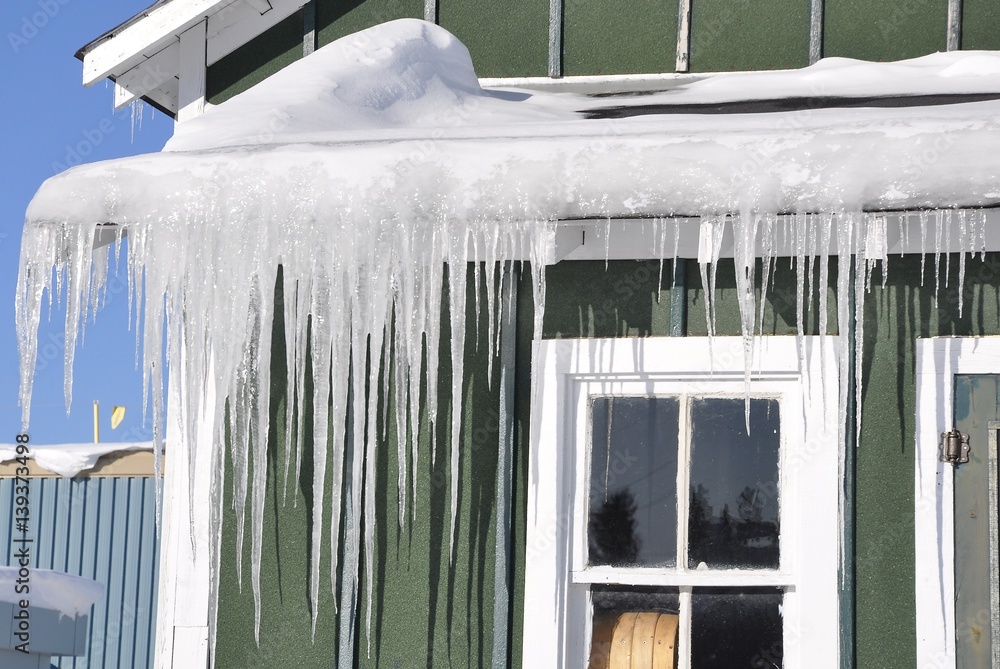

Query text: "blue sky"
[2, 1, 173, 444]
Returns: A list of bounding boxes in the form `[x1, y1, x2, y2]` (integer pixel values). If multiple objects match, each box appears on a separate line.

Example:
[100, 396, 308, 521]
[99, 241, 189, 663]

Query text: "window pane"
[688, 398, 780, 570]
[589, 397, 679, 567]
[691, 587, 784, 668]
[590, 586, 680, 669]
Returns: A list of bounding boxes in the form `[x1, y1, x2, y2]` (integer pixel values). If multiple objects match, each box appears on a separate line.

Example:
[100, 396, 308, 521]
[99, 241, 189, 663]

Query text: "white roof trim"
[83, 0, 305, 115]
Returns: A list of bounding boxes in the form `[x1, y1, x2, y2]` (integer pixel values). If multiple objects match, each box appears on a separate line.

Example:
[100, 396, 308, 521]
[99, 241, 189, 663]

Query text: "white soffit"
[82, 0, 305, 113]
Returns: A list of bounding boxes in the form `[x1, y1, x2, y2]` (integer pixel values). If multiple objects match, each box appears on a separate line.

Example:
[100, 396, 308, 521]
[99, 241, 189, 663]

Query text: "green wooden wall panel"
[689, 0, 810, 73]
[316, 0, 423, 49]
[206, 10, 304, 105]
[684, 259, 835, 337]
[543, 260, 675, 338]
[437, 0, 548, 78]
[563, 0, 677, 76]
[962, 0, 1000, 50]
[823, 0, 948, 62]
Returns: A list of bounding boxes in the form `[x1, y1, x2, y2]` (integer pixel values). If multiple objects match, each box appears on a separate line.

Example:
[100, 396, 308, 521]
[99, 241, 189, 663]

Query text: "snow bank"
[0, 567, 104, 618]
[15, 16, 1000, 655]
[0, 441, 154, 477]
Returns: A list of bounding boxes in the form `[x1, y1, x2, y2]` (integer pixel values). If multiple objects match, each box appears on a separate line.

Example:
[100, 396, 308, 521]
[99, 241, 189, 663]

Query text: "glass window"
[588, 397, 679, 568]
[586, 396, 783, 666]
[521, 337, 840, 669]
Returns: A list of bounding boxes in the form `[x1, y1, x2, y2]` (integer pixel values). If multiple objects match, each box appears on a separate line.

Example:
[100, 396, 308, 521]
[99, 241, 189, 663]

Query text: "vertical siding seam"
[548, 0, 563, 77]
[492, 263, 519, 668]
[675, 0, 692, 72]
[302, 0, 316, 57]
[809, 0, 824, 63]
[947, 0, 963, 50]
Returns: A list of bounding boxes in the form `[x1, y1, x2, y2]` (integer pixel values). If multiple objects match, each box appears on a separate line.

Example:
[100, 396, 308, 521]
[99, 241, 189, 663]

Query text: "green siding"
[316, 0, 422, 49]
[689, 0, 810, 72]
[823, 0, 948, 61]
[962, 0, 1000, 50]
[563, 0, 677, 76]
[437, 0, 548, 77]
[206, 10, 304, 105]
[543, 260, 675, 338]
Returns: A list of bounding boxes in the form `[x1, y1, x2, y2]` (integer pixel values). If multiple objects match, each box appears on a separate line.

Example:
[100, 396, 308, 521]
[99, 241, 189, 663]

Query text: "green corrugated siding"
[206, 10, 304, 105]
[437, 0, 548, 77]
[316, 0, 423, 49]
[962, 0, 1000, 50]
[689, 0, 810, 72]
[823, 0, 948, 61]
[563, 0, 677, 76]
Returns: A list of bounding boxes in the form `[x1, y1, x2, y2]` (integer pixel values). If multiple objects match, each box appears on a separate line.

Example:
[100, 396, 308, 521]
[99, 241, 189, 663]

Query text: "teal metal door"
[953, 375, 1000, 668]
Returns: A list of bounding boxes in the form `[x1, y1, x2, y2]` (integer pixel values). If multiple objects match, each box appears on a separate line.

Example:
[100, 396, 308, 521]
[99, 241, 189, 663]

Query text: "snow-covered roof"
[32, 19, 1000, 226]
[0, 442, 155, 477]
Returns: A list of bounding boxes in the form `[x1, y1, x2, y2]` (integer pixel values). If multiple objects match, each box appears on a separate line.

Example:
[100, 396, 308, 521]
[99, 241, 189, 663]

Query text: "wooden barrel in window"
[588, 611, 679, 669]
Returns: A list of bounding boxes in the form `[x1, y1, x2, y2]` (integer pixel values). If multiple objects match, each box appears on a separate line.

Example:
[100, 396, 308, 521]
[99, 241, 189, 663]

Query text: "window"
[523, 336, 840, 668]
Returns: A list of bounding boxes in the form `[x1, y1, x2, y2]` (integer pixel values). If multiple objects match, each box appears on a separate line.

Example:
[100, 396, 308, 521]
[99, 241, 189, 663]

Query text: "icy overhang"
[36, 20, 1000, 228]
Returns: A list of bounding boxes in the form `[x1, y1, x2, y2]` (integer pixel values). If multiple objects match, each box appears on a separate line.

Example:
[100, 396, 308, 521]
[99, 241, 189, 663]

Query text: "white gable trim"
[83, 0, 305, 115]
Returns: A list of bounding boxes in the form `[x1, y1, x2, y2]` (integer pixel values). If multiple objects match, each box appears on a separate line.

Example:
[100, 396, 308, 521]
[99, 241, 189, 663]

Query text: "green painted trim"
[670, 258, 686, 337]
[840, 258, 856, 669]
[492, 262, 518, 668]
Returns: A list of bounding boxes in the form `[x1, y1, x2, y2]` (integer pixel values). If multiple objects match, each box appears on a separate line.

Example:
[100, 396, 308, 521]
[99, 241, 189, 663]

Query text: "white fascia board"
[552, 210, 1000, 261]
[83, 0, 237, 87]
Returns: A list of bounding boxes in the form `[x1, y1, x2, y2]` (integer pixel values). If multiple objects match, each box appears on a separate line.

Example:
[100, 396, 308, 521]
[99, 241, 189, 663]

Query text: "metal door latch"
[940, 429, 971, 465]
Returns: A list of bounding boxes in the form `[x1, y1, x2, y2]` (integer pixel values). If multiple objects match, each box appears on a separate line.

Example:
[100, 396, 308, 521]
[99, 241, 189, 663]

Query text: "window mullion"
[677, 395, 692, 571]
[678, 586, 693, 669]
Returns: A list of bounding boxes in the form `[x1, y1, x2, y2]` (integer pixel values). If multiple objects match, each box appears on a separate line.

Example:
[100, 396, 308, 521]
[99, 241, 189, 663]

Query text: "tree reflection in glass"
[688, 398, 780, 570]
[588, 396, 679, 568]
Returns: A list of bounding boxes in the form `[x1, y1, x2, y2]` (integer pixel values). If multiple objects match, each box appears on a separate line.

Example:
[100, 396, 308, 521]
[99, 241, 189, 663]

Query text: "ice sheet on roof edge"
[15, 17, 1000, 661]
[0, 566, 104, 618]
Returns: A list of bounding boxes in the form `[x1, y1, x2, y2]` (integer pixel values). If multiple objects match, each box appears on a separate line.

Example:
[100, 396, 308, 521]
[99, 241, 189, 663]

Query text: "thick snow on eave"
[25, 19, 1000, 225]
[0, 567, 104, 617]
[0, 441, 154, 477]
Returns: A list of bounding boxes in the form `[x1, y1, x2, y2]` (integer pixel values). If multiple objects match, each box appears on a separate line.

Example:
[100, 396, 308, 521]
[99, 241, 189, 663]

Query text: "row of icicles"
[15, 207, 988, 663]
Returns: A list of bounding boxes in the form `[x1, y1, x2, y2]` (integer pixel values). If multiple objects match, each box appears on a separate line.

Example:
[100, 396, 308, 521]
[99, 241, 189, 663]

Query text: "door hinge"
[940, 429, 971, 465]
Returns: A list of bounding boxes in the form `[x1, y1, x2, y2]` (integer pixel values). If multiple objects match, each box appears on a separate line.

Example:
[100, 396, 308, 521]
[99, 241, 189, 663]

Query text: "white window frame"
[914, 336, 1000, 668]
[523, 335, 840, 668]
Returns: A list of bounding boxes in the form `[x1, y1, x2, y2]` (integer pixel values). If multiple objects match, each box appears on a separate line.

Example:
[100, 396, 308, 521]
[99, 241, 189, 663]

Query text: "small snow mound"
[939, 51, 1000, 78]
[167, 19, 487, 151]
[0, 567, 104, 618]
[0, 441, 155, 477]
